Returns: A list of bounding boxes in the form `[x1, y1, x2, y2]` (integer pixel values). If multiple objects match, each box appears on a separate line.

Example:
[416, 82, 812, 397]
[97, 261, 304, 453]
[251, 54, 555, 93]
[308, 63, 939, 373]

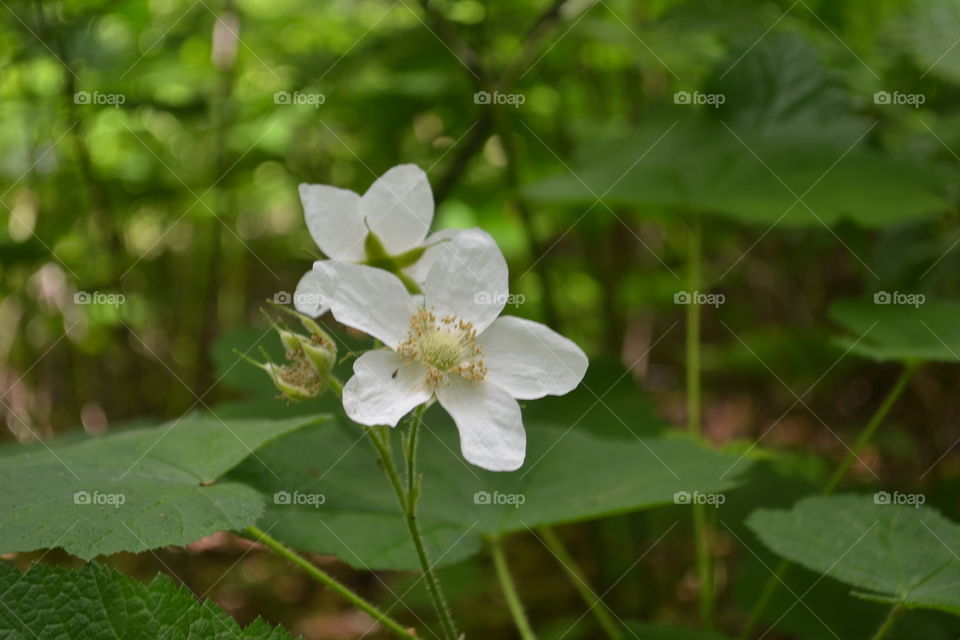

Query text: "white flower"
[294, 164, 459, 316]
[303, 229, 588, 471]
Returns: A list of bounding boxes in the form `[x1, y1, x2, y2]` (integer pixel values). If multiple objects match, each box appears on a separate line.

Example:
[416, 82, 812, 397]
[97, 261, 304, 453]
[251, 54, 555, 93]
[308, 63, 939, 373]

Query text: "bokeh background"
[4, 0, 960, 638]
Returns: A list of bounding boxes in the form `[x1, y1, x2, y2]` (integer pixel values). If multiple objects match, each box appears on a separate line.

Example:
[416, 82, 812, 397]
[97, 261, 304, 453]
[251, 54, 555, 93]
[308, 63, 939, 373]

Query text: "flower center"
[398, 309, 486, 387]
[419, 332, 463, 371]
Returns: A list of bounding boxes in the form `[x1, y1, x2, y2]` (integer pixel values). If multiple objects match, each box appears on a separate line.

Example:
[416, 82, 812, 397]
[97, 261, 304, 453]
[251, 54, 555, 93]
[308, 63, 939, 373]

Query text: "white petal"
[402, 228, 465, 284]
[309, 261, 417, 347]
[479, 316, 588, 400]
[343, 350, 431, 427]
[436, 378, 525, 471]
[294, 269, 329, 317]
[361, 164, 433, 255]
[299, 184, 367, 262]
[422, 228, 508, 333]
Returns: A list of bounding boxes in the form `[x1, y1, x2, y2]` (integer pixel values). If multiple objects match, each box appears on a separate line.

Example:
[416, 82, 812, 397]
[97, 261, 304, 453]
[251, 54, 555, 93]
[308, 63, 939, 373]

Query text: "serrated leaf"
[227, 407, 752, 571]
[0, 562, 293, 639]
[830, 298, 960, 362]
[747, 494, 960, 615]
[0, 414, 326, 560]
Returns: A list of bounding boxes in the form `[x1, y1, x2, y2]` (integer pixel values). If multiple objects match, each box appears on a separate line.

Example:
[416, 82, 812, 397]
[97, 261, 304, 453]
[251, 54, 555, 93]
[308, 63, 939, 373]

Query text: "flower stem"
[536, 527, 622, 640]
[871, 605, 903, 640]
[739, 363, 918, 640]
[244, 525, 416, 639]
[489, 535, 537, 640]
[366, 424, 460, 640]
[684, 213, 714, 630]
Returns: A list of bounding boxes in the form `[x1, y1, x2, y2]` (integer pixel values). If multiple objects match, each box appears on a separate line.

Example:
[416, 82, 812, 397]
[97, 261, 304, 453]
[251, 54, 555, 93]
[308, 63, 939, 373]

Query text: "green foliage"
[0, 562, 291, 639]
[747, 494, 960, 615]
[0, 414, 324, 559]
[226, 407, 752, 571]
[830, 298, 960, 362]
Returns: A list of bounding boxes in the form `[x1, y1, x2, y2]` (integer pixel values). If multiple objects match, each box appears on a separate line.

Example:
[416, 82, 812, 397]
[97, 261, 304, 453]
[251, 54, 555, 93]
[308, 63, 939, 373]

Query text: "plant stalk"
[245, 525, 416, 639]
[685, 214, 714, 630]
[537, 527, 622, 640]
[489, 535, 537, 640]
[740, 363, 918, 639]
[871, 605, 903, 640]
[366, 423, 460, 640]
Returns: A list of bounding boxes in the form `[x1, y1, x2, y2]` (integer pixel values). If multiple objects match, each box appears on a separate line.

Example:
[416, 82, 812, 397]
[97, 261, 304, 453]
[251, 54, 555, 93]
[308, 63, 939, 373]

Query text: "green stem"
[823, 362, 918, 495]
[245, 525, 415, 639]
[685, 214, 713, 630]
[489, 535, 537, 640]
[871, 605, 903, 640]
[366, 425, 460, 640]
[537, 527, 622, 640]
[740, 363, 918, 640]
[686, 214, 702, 438]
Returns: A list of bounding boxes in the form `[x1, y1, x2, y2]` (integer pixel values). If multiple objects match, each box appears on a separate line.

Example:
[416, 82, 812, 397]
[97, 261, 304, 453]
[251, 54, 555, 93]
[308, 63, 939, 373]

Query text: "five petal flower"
[305, 229, 589, 471]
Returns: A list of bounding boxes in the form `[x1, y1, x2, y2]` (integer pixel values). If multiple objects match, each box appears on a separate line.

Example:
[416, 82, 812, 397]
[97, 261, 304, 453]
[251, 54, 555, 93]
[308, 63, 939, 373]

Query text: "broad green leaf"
[898, 0, 960, 84]
[747, 494, 960, 615]
[0, 414, 326, 560]
[830, 298, 960, 362]
[0, 562, 291, 639]
[522, 36, 948, 228]
[227, 409, 753, 571]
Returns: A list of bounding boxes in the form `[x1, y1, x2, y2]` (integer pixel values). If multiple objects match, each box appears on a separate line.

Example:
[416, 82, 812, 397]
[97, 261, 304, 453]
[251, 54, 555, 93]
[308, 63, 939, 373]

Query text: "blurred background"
[4, 0, 960, 638]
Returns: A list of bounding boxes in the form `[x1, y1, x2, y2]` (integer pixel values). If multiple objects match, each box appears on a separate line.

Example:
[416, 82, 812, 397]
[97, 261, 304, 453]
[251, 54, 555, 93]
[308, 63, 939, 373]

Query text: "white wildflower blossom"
[304, 229, 588, 471]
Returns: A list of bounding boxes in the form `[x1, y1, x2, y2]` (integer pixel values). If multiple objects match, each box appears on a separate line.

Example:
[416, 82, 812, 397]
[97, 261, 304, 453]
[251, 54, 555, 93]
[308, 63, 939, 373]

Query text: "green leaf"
[747, 494, 960, 615]
[830, 298, 960, 362]
[522, 35, 948, 229]
[0, 414, 326, 560]
[227, 409, 753, 571]
[0, 562, 291, 639]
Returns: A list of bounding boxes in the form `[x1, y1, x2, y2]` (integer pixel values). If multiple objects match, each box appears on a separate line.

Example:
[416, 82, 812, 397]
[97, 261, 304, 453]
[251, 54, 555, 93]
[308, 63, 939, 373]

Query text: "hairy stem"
[245, 525, 415, 639]
[489, 535, 537, 640]
[366, 424, 460, 640]
[536, 527, 622, 640]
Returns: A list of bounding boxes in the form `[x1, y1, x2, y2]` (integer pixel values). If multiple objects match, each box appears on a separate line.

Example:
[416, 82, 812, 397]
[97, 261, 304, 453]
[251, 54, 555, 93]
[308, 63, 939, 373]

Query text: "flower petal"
[309, 260, 417, 347]
[343, 349, 431, 427]
[402, 228, 464, 284]
[422, 228, 508, 333]
[299, 184, 367, 262]
[436, 378, 525, 471]
[361, 164, 433, 255]
[479, 316, 588, 400]
[294, 268, 329, 317]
